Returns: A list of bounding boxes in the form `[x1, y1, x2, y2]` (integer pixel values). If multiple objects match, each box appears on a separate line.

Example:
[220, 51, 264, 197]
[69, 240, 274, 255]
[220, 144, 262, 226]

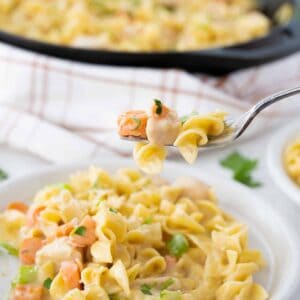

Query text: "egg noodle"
[118, 100, 228, 174]
[284, 137, 300, 186]
[0, 0, 270, 51]
[1, 167, 268, 299]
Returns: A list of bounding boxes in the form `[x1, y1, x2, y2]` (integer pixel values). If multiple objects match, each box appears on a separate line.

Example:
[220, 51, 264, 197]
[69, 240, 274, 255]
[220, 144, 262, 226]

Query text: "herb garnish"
[154, 99, 163, 115]
[160, 278, 175, 290]
[140, 283, 153, 295]
[43, 278, 53, 289]
[109, 207, 118, 213]
[143, 217, 153, 224]
[221, 152, 262, 187]
[0, 169, 8, 181]
[73, 226, 86, 236]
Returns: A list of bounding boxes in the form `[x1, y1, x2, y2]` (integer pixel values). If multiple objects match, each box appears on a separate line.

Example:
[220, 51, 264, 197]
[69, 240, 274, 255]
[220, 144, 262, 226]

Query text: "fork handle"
[235, 86, 300, 139]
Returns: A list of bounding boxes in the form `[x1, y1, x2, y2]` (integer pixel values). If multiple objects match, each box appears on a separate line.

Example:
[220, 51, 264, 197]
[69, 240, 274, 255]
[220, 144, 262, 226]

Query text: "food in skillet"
[0, 0, 271, 51]
[118, 100, 227, 173]
[0, 167, 268, 299]
[284, 137, 300, 186]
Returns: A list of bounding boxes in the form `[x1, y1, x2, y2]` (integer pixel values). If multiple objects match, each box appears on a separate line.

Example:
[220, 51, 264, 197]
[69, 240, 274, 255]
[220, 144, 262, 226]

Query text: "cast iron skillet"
[0, 0, 299, 74]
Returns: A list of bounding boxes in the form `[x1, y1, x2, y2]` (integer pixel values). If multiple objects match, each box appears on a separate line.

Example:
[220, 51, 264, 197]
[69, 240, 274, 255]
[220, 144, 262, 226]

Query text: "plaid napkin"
[0, 43, 299, 163]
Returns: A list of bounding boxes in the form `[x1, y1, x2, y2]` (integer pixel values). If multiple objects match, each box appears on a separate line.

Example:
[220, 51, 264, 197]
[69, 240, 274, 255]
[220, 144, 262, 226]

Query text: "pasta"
[283, 137, 300, 186]
[0, 0, 271, 51]
[2, 166, 268, 299]
[118, 100, 227, 173]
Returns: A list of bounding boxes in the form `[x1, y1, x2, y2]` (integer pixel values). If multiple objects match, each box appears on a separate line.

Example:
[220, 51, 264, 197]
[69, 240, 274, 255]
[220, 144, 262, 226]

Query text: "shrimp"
[69, 215, 96, 248]
[60, 260, 81, 289]
[118, 110, 148, 138]
[7, 201, 29, 214]
[27, 205, 46, 227]
[20, 237, 43, 265]
[56, 219, 77, 237]
[12, 285, 43, 300]
[146, 100, 180, 145]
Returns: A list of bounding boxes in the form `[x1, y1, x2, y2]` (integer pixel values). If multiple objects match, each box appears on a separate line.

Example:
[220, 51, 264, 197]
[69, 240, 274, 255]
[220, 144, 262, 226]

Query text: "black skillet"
[0, 0, 299, 74]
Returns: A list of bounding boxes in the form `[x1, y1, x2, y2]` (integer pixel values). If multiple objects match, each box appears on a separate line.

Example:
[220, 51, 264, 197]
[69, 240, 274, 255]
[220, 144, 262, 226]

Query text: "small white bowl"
[0, 159, 299, 299]
[267, 121, 300, 205]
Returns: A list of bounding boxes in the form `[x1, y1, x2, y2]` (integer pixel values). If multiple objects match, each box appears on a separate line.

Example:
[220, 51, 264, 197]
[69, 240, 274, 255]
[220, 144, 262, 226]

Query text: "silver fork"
[121, 86, 300, 149]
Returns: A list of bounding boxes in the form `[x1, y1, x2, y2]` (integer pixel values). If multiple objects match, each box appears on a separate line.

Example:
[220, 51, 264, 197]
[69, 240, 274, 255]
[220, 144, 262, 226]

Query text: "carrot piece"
[7, 202, 29, 214]
[60, 260, 81, 289]
[56, 220, 76, 238]
[27, 205, 45, 227]
[12, 284, 43, 300]
[20, 237, 43, 265]
[118, 110, 148, 138]
[69, 216, 96, 248]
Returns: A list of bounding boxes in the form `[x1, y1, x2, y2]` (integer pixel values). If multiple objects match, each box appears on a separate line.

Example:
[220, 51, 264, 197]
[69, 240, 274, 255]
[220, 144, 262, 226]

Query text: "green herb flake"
[143, 217, 153, 225]
[0, 242, 18, 256]
[160, 290, 181, 299]
[108, 294, 120, 300]
[0, 169, 8, 181]
[220, 152, 262, 188]
[16, 265, 37, 284]
[43, 278, 53, 290]
[73, 226, 86, 236]
[167, 233, 189, 258]
[154, 99, 163, 115]
[160, 278, 175, 290]
[140, 284, 153, 295]
[109, 207, 118, 214]
[180, 111, 199, 125]
[132, 117, 141, 130]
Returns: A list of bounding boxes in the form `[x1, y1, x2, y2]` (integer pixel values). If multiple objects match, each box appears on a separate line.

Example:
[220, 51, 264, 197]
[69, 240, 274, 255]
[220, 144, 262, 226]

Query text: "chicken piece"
[12, 285, 43, 300]
[60, 260, 81, 289]
[174, 177, 211, 201]
[146, 100, 180, 145]
[19, 237, 43, 265]
[118, 110, 148, 138]
[35, 237, 82, 272]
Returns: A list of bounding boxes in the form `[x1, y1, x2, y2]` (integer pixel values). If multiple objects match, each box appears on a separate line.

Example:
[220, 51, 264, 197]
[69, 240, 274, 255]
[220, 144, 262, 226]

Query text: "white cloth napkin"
[0, 43, 299, 163]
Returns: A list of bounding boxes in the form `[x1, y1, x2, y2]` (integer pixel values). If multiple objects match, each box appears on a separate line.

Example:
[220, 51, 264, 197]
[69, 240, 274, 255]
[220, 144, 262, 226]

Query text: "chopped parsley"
[0, 169, 8, 181]
[143, 217, 153, 224]
[160, 278, 175, 290]
[73, 226, 86, 236]
[109, 207, 118, 213]
[108, 294, 120, 300]
[154, 99, 163, 115]
[180, 111, 199, 124]
[132, 117, 141, 130]
[0, 242, 18, 256]
[221, 152, 262, 188]
[43, 278, 53, 289]
[160, 290, 181, 299]
[167, 234, 189, 258]
[140, 283, 153, 295]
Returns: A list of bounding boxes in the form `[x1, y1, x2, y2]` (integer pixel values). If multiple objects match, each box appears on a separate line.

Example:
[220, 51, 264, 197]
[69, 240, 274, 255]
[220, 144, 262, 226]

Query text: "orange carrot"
[20, 237, 43, 265]
[60, 260, 81, 289]
[118, 110, 148, 138]
[7, 202, 29, 214]
[27, 205, 45, 227]
[12, 284, 43, 300]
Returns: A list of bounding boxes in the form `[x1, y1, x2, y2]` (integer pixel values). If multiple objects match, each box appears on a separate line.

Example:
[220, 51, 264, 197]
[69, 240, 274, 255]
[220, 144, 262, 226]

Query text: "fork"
[121, 86, 300, 150]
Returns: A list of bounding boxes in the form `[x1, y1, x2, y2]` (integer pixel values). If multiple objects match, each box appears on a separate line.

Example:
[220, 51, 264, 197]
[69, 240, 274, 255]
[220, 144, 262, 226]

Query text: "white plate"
[0, 159, 299, 299]
[267, 121, 300, 205]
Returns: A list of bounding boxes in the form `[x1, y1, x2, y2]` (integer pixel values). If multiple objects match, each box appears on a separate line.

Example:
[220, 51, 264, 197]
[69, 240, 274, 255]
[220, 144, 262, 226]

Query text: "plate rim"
[267, 120, 300, 205]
